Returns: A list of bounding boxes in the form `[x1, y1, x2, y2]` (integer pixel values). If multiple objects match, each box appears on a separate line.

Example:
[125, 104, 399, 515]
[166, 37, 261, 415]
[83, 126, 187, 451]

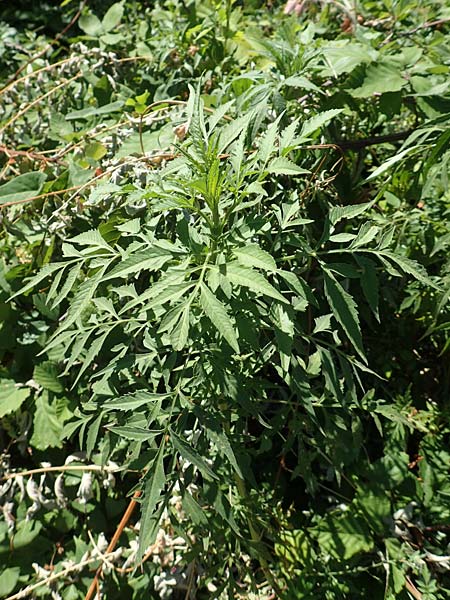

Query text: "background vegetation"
[0, 1, 449, 598]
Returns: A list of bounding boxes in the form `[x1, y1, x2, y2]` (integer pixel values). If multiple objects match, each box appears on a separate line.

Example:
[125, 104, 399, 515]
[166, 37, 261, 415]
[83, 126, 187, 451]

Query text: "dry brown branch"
[0, 73, 83, 135]
[1, 464, 121, 481]
[84, 490, 142, 600]
[4, 553, 115, 600]
[0, 0, 87, 92]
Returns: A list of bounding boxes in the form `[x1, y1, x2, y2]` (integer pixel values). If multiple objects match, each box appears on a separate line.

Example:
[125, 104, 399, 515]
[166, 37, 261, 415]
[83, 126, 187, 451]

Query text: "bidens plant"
[11, 85, 436, 594]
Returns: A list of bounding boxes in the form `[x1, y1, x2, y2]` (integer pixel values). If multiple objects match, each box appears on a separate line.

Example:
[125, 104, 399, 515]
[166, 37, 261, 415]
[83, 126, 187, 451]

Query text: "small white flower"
[32, 563, 51, 579]
[54, 474, 67, 507]
[2, 502, 15, 531]
[77, 472, 93, 504]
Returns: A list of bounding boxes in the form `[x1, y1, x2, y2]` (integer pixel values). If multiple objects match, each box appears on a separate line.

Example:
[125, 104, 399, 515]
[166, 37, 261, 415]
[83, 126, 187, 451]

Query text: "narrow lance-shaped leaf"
[103, 391, 170, 411]
[323, 269, 365, 361]
[200, 283, 239, 353]
[170, 304, 190, 350]
[170, 429, 218, 480]
[138, 446, 166, 561]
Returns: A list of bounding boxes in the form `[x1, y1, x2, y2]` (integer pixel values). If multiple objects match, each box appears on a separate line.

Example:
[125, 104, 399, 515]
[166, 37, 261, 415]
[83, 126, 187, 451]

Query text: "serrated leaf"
[218, 110, 255, 154]
[120, 270, 189, 313]
[103, 391, 169, 411]
[329, 201, 374, 226]
[323, 270, 365, 361]
[233, 244, 277, 271]
[182, 490, 208, 525]
[257, 114, 282, 165]
[380, 251, 438, 288]
[366, 146, 418, 181]
[355, 256, 379, 321]
[70, 229, 114, 252]
[170, 430, 217, 480]
[349, 224, 379, 249]
[104, 248, 172, 281]
[106, 426, 161, 441]
[298, 109, 343, 141]
[224, 262, 287, 303]
[0, 380, 30, 418]
[9, 262, 68, 299]
[170, 305, 190, 350]
[73, 329, 110, 385]
[60, 267, 107, 330]
[200, 283, 239, 353]
[266, 156, 309, 176]
[138, 447, 166, 560]
[33, 362, 63, 393]
[279, 118, 300, 154]
[30, 394, 67, 449]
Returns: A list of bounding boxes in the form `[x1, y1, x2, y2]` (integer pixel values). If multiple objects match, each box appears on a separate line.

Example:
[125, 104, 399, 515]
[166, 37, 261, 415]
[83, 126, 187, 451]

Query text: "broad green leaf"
[138, 447, 166, 560]
[30, 394, 67, 449]
[66, 101, 124, 121]
[224, 262, 287, 303]
[103, 391, 170, 411]
[321, 42, 376, 76]
[170, 430, 218, 480]
[33, 362, 63, 393]
[0, 171, 47, 205]
[233, 244, 277, 271]
[0, 379, 30, 418]
[350, 61, 406, 98]
[200, 283, 239, 353]
[323, 270, 365, 360]
[79, 12, 103, 36]
[266, 156, 309, 176]
[102, 1, 124, 32]
[316, 514, 374, 560]
[0, 568, 20, 597]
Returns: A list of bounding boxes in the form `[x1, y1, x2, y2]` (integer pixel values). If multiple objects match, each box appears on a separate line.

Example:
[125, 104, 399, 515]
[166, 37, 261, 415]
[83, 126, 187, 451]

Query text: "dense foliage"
[1, 1, 450, 598]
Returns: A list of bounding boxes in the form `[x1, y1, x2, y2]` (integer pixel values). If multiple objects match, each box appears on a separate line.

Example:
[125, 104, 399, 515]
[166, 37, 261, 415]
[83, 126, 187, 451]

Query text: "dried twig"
[84, 490, 142, 600]
[0, 0, 87, 92]
[4, 553, 115, 600]
[1, 464, 121, 481]
[0, 73, 83, 135]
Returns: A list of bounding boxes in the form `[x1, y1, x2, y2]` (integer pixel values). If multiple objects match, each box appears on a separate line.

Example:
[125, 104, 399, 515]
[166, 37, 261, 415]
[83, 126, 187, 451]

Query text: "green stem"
[223, 418, 282, 596]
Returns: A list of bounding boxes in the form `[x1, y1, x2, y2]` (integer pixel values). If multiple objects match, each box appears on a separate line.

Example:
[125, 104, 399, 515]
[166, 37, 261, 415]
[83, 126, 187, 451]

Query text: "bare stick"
[0, 0, 87, 92]
[1, 464, 121, 481]
[4, 553, 115, 600]
[84, 490, 142, 600]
